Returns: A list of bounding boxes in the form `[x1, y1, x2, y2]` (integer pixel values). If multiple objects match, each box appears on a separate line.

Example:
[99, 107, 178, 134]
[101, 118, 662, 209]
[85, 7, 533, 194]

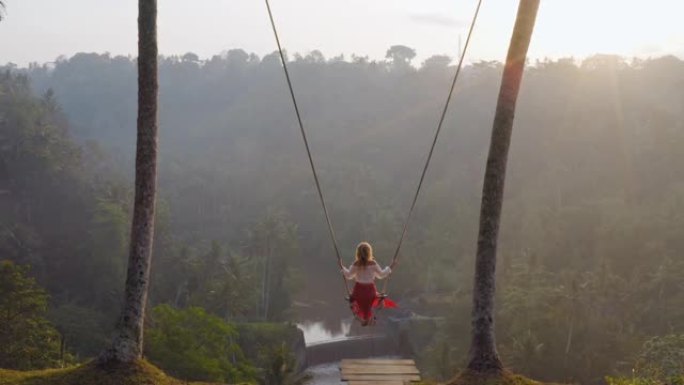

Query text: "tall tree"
[385, 45, 417, 66]
[467, 0, 540, 373]
[99, 0, 158, 363]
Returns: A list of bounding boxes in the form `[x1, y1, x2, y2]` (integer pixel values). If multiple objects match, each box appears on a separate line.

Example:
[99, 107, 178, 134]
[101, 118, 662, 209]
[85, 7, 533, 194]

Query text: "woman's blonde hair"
[354, 242, 375, 267]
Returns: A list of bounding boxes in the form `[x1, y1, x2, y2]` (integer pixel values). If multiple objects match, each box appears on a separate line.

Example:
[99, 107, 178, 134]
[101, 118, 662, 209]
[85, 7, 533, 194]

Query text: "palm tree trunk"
[467, 0, 540, 373]
[264, 239, 272, 321]
[100, 0, 158, 364]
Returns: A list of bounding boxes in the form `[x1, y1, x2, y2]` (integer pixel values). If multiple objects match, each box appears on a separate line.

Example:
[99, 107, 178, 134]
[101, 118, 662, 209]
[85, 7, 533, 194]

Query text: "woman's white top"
[341, 263, 392, 284]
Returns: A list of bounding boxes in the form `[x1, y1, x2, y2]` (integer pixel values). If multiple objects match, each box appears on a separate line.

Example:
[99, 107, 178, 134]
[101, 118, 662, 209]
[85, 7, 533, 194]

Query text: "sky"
[1, 0, 683, 67]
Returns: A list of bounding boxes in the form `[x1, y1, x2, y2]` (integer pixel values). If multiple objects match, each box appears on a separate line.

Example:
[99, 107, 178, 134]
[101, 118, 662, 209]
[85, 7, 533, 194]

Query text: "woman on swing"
[339, 242, 398, 326]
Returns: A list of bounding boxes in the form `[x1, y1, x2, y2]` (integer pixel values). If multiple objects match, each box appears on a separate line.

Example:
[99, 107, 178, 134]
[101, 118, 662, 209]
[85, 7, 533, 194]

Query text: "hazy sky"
[1, 0, 683, 66]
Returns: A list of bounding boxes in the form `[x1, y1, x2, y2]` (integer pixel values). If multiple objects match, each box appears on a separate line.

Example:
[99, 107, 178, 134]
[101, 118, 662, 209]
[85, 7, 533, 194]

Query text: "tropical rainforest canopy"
[2, 50, 684, 384]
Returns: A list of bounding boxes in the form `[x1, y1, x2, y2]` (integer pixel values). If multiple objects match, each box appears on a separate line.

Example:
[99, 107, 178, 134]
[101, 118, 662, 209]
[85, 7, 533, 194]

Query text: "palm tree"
[99, 0, 159, 363]
[466, 0, 540, 374]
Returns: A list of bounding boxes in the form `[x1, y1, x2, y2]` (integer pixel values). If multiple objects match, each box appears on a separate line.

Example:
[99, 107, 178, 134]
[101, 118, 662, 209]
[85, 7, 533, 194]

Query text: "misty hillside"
[2, 49, 684, 383]
[18, 51, 684, 264]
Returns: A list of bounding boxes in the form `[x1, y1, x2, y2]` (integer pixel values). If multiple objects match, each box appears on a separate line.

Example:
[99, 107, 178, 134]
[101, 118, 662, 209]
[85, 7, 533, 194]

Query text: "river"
[296, 320, 348, 384]
[293, 293, 407, 383]
[296, 319, 353, 344]
[297, 319, 399, 384]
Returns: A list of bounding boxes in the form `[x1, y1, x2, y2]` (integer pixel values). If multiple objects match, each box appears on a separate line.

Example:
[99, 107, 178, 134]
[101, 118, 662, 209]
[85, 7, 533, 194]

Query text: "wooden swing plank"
[341, 359, 415, 366]
[341, 374, 421, 381]
[340, 358, 421, 383]
[342, 366, 420, 374]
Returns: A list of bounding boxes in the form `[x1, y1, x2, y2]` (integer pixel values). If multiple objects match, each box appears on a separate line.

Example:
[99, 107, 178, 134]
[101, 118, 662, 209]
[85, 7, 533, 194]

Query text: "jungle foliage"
[1, 49, 684, 384]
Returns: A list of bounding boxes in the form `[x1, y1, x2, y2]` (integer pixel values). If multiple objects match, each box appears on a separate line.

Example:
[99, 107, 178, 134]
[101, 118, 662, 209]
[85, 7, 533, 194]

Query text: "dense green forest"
[2, 50, 684, 384]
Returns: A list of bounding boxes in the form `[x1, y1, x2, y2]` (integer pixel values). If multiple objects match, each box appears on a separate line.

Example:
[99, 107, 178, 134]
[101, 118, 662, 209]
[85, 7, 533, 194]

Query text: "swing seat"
[345, 292, 388, 305]
[346, 291, 397, 326]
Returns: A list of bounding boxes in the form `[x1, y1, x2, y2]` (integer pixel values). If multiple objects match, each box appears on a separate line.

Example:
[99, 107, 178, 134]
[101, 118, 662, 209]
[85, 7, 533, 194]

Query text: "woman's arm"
[341, 264, 357, 280]
[373, 263, 392, 279]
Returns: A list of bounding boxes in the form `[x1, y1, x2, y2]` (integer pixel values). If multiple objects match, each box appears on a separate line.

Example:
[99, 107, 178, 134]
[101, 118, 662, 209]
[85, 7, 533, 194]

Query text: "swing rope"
[264, 0, 483, 299]
[381, 0, 483, 296]
[265, 0, 350, 296]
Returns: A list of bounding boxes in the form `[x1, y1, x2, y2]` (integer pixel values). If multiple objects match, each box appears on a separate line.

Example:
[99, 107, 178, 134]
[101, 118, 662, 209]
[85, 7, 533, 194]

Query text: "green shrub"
[257, 342, 307, 385]
[234, 323, 300, 363]
[233, 323, 305, 385]
[0, 260, 62, 370]
[606, 334, 684, 385]
[145, 305, 256, 383]
[636, 334, 684, 380]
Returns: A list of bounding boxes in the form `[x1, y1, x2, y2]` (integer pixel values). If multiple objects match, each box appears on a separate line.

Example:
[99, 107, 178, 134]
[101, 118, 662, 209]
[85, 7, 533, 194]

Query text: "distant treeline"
[2, 50, 684, 383]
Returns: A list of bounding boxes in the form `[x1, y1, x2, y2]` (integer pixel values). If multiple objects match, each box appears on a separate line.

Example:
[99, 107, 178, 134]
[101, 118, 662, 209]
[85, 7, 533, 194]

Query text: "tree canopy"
[2, 49, 684, 384]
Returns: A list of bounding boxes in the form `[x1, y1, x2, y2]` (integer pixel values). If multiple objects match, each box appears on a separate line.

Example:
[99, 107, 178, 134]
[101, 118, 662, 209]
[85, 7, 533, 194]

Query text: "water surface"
[297, 319, 352, 345]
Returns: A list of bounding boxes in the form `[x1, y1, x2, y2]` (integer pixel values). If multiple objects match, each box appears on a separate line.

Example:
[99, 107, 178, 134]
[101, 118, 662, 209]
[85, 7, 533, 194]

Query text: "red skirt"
[350, 282, 397, 321]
